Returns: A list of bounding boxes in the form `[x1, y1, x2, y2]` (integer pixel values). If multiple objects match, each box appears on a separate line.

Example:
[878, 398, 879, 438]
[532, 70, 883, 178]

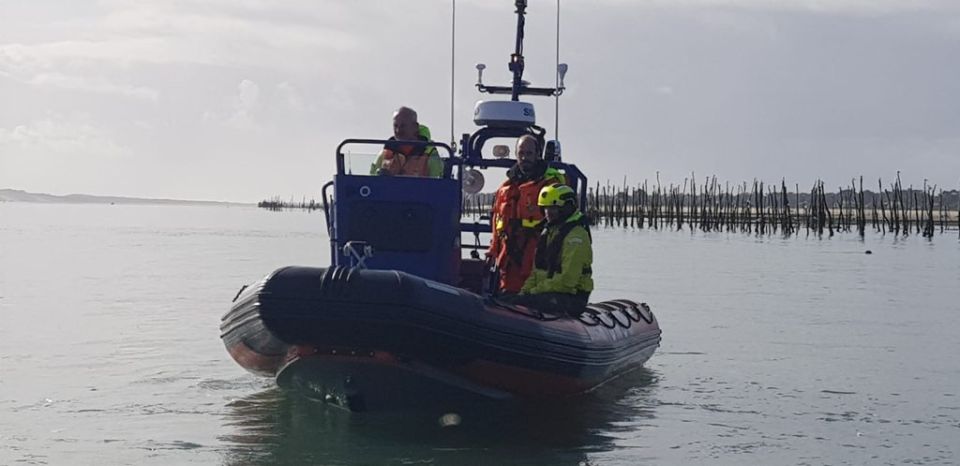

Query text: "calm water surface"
[1, 203, 958, 465]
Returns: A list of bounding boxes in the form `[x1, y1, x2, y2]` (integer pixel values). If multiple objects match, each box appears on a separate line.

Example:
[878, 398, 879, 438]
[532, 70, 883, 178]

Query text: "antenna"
[510, 0, 528, 101]
[554, 0, 560, 139]
[450, 0, 456, 148]
[475, 0, 566, 100]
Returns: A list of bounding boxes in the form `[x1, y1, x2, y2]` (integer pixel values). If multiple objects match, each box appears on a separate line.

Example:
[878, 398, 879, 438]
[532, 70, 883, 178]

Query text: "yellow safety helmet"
[538, 183, 576, 207]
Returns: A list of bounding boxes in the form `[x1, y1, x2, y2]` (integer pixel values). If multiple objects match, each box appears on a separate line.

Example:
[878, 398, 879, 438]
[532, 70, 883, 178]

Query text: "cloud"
[588, 0, 960, 14]
[0, 118, 127, 158]
[229, 79, 261, 127]
[0, 44, 37, 74]
[28, 72, 159, 101]
[0, 43, 161, 102]
[202, 79, 262, 130]
[0, 0, 365, 111]
[204, 79, 319, 129]
[0, 39, 176, 69]
[276, 82, 306, 111]
[0, 2, 361, 69]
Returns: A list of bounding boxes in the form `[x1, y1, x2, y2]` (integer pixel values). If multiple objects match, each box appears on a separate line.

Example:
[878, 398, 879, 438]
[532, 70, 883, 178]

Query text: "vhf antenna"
[509, 0, 528, 102]
[449, 0, 456, 149]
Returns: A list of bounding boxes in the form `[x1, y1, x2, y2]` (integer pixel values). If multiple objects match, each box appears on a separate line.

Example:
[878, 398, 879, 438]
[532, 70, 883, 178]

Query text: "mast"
[510, 0, 527, 101]
[475, 0, 562, 99]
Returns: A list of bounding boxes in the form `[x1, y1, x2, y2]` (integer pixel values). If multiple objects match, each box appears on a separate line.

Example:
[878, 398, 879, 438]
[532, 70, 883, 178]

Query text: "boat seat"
[458, 258, 489, 294]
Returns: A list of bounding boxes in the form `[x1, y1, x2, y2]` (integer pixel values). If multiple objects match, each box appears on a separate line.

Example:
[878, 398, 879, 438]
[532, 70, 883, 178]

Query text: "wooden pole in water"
[813, 182, 819, 235]
[878, 179, 887, 234]
[939, 188, 945, 234]
[796, 183, 803, 237]
[858, 176, 866, 237]
[782, 179, 792, 235]
[758, 180, 765, 235]
[822, 182, 834, 236]
[872, 191, 879, 233]
[896, 173, 907, 235]
[916, 187, 923, 236]
[836, 185, 845, 232]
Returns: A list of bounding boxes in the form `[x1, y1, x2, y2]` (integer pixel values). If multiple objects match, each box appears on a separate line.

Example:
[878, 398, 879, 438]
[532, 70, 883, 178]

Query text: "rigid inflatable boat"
[222, 266, 660, 411]
[220, 1, 660, 412]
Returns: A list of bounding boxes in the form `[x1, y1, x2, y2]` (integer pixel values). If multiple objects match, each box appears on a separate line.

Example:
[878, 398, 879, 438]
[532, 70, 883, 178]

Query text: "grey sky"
[1, 0, 958, 202]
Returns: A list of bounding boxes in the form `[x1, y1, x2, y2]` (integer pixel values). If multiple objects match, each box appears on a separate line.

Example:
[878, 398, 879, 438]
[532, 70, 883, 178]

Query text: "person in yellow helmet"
[507, 183, 593, 316]
[370, 106, 443, 178]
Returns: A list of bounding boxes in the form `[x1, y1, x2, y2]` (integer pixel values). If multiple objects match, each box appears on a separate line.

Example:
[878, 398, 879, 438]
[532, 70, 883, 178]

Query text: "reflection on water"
[220, 369, 659, 466]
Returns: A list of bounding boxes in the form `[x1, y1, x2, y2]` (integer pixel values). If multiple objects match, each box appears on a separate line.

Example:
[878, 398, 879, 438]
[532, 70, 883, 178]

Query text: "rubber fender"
[609, 309, 632, 329]
[577, 312, 600, 326]
[636, 302, 653, 324]
[592, 310, 617, 329]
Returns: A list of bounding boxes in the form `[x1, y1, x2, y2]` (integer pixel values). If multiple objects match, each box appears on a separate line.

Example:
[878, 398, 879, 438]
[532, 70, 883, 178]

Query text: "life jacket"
[489, 162, 565, 292]
[379, 125, 437, 177]
[493, 162, 565, 229]
[534, 211, 593, 279]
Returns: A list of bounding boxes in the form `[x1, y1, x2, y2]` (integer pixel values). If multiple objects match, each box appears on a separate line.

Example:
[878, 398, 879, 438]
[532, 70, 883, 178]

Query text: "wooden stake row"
[462, 174, 959, 238]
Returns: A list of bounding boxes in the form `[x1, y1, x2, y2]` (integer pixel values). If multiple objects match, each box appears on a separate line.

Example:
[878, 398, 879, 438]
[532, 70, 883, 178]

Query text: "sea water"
[1, 203, 958, 465]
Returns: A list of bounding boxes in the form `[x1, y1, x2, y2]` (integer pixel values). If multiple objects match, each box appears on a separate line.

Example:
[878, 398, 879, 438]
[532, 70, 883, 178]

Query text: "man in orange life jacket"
[487, 134, 565, 294]
[370, 106, 443, 178]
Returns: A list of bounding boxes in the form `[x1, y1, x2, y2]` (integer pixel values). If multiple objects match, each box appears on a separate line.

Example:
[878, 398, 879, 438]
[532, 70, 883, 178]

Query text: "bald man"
[370, 107, 443, 178]
[487, 135, 566, 294]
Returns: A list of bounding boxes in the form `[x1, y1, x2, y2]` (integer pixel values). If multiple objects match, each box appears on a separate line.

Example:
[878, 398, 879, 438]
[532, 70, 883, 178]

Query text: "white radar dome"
[473, 101, 535, 128]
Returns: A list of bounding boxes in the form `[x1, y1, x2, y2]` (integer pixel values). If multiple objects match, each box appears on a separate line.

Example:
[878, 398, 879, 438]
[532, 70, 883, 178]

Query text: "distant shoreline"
[0, 189, 252, 207]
